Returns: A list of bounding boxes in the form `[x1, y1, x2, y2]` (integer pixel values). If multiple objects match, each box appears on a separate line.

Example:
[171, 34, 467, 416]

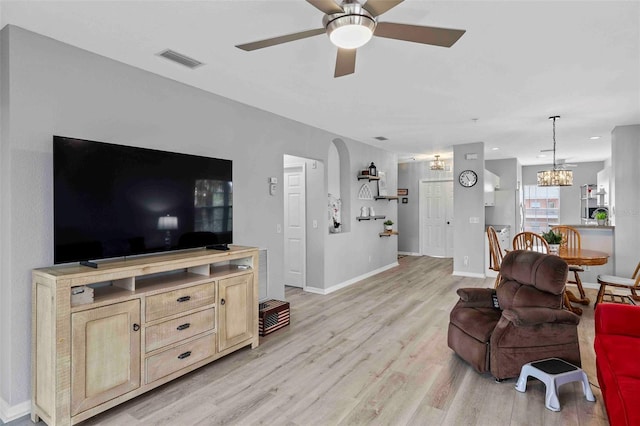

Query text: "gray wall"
[325, 144, 398, 289]
[453, 142, 485, 275]
[0, 26, 397, 411]
[611, 125, 640, 276]
[0, 22, 10, 412]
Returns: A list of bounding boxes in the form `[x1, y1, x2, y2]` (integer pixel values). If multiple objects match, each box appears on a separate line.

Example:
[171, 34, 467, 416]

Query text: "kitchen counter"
[565, 224, 615, 229]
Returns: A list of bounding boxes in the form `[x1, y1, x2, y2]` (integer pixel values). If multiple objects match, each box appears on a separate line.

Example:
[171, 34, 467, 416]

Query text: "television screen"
[54, 136, 232, 264]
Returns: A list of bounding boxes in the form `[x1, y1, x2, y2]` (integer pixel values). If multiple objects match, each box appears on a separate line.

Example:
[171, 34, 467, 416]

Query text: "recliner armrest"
[502, 307, 580, 326]
[455, 288, 495, 308]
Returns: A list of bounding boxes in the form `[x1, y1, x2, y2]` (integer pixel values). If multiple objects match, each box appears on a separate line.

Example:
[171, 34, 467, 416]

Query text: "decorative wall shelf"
[357, 174, 380, 181]
[379, 231, 399, 237]
[356, 215, 386, 221]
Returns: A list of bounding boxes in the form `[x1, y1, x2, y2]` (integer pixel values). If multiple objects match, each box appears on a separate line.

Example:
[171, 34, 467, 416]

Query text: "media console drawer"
[145, 332, 216, 384]
[146, 282, 215, 322]
[145, 308, 215, 352]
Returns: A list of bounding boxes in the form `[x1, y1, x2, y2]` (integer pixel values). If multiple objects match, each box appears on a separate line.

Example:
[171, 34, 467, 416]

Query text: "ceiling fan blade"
[236, 28, 325, 51]
[335, 48, 356, 78]
[374, 22, 465, 47]
[362, 0, 404, 17]
[306, 0, 344, 15]
[557, 159, 578, 167]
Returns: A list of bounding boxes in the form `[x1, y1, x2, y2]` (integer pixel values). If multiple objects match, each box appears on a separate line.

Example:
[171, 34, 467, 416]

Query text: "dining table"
[556, 247, 609, 315]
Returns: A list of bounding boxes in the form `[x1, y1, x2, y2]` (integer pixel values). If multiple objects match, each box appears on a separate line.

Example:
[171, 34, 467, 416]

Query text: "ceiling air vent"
[157, 49, 204, 69]
[373, 136, 389, 141]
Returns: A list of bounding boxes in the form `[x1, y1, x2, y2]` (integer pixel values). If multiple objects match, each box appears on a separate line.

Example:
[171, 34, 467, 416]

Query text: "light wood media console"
[31, 246, 259, 426]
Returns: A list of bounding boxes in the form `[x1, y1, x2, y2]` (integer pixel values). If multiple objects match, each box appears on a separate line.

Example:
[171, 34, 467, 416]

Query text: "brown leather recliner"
[448, 250, 581, 380]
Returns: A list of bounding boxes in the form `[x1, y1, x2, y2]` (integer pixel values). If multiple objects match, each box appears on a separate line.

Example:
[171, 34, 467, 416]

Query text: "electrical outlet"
[312, 220, 318, 229]
[464, 256, 469, 266]
[276, 224, 282, 233]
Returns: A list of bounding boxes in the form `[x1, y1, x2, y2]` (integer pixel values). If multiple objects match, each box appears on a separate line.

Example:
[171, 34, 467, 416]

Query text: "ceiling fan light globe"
[326, 15, 376, 49]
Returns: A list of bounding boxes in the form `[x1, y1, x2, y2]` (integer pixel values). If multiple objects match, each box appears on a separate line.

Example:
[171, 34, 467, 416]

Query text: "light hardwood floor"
[11, 255, 608, 426]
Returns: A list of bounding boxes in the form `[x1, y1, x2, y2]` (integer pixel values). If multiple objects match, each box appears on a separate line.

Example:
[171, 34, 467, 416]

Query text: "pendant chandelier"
[430, 155, 445, 171]
[537, 115, 573, 186]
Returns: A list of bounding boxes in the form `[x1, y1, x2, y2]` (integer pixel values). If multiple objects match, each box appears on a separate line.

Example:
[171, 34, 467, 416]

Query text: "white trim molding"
[0, 397, 31, 423]
[398, 251, 421, 257]
[305, 262, 399, 295]
[452, 271, 486, 279]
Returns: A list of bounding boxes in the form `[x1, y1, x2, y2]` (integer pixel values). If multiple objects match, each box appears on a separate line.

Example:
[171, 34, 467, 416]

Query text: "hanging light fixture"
[430, 155, 445, 171]
[537, 116, 573, 186]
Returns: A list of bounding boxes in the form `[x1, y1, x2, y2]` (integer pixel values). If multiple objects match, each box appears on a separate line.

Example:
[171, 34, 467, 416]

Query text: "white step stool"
[515, 358, 596, 412]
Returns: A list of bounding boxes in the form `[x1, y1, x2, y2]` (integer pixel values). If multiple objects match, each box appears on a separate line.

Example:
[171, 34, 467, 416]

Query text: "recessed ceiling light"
[590, 136, 601, 140]
[491, 147, 499, 151]
[537, 154, 547, 158]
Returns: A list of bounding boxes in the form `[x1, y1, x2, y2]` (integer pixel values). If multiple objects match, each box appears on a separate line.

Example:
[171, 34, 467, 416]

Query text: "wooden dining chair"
[595, 261, 640, 307]
[512, 231, 549, 253]
[487, 226, 505, 288]
[551, 225, 589, 305]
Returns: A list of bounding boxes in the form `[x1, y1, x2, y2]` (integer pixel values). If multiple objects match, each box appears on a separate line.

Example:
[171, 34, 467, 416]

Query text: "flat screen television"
[54, 136, 232, 265]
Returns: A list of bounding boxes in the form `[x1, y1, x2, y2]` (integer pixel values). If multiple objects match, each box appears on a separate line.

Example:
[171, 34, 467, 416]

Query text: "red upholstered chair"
[594, 303, 640, 426]
[448, 250, 581, 380]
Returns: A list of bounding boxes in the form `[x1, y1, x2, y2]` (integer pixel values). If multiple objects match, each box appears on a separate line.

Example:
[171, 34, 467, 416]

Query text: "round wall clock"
[459, 170, 478, 187]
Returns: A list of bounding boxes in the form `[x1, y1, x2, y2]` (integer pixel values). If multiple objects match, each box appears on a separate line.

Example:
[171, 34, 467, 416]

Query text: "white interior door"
[420, 181, 454, 257]
[284, 165, 306, 288]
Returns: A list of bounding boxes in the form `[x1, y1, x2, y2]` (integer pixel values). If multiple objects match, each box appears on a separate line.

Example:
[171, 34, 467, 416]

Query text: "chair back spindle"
[512, 231, 549, 253]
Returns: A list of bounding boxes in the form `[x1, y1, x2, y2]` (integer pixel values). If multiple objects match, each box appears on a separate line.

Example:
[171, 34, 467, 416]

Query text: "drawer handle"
[220, 299, 226, 306]
[176, 323, 191, 331]
[177, 351, 192, 360]
[132, 323, 140, 332]
[176, 296, 191, 303]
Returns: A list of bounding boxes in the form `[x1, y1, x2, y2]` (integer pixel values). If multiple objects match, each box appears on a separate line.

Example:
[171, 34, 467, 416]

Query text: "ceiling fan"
[539, 149, 578, 167]
[556, 158, 578, 168]
[235, 0, 466, 78]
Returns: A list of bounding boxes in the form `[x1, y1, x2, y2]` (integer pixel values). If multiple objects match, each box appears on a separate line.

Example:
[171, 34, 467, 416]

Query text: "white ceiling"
[2, 0, 639, 165]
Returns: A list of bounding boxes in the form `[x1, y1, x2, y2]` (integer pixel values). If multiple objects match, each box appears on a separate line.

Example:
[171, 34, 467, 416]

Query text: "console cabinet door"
[218, 274, 254, 351]
[71, 300, 141, 416]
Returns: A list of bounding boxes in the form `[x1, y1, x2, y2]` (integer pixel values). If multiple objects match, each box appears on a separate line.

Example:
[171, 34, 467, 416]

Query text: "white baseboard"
[305, 262, 399, 295]
[398, 251, 421, 256]
[452, 271, 486, 279]
[0, 397, 31, 423]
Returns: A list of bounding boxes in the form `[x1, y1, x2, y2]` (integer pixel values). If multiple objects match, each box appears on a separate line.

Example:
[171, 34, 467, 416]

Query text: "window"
[523, 185, 560, 233]
[194, 180, 232, 232]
